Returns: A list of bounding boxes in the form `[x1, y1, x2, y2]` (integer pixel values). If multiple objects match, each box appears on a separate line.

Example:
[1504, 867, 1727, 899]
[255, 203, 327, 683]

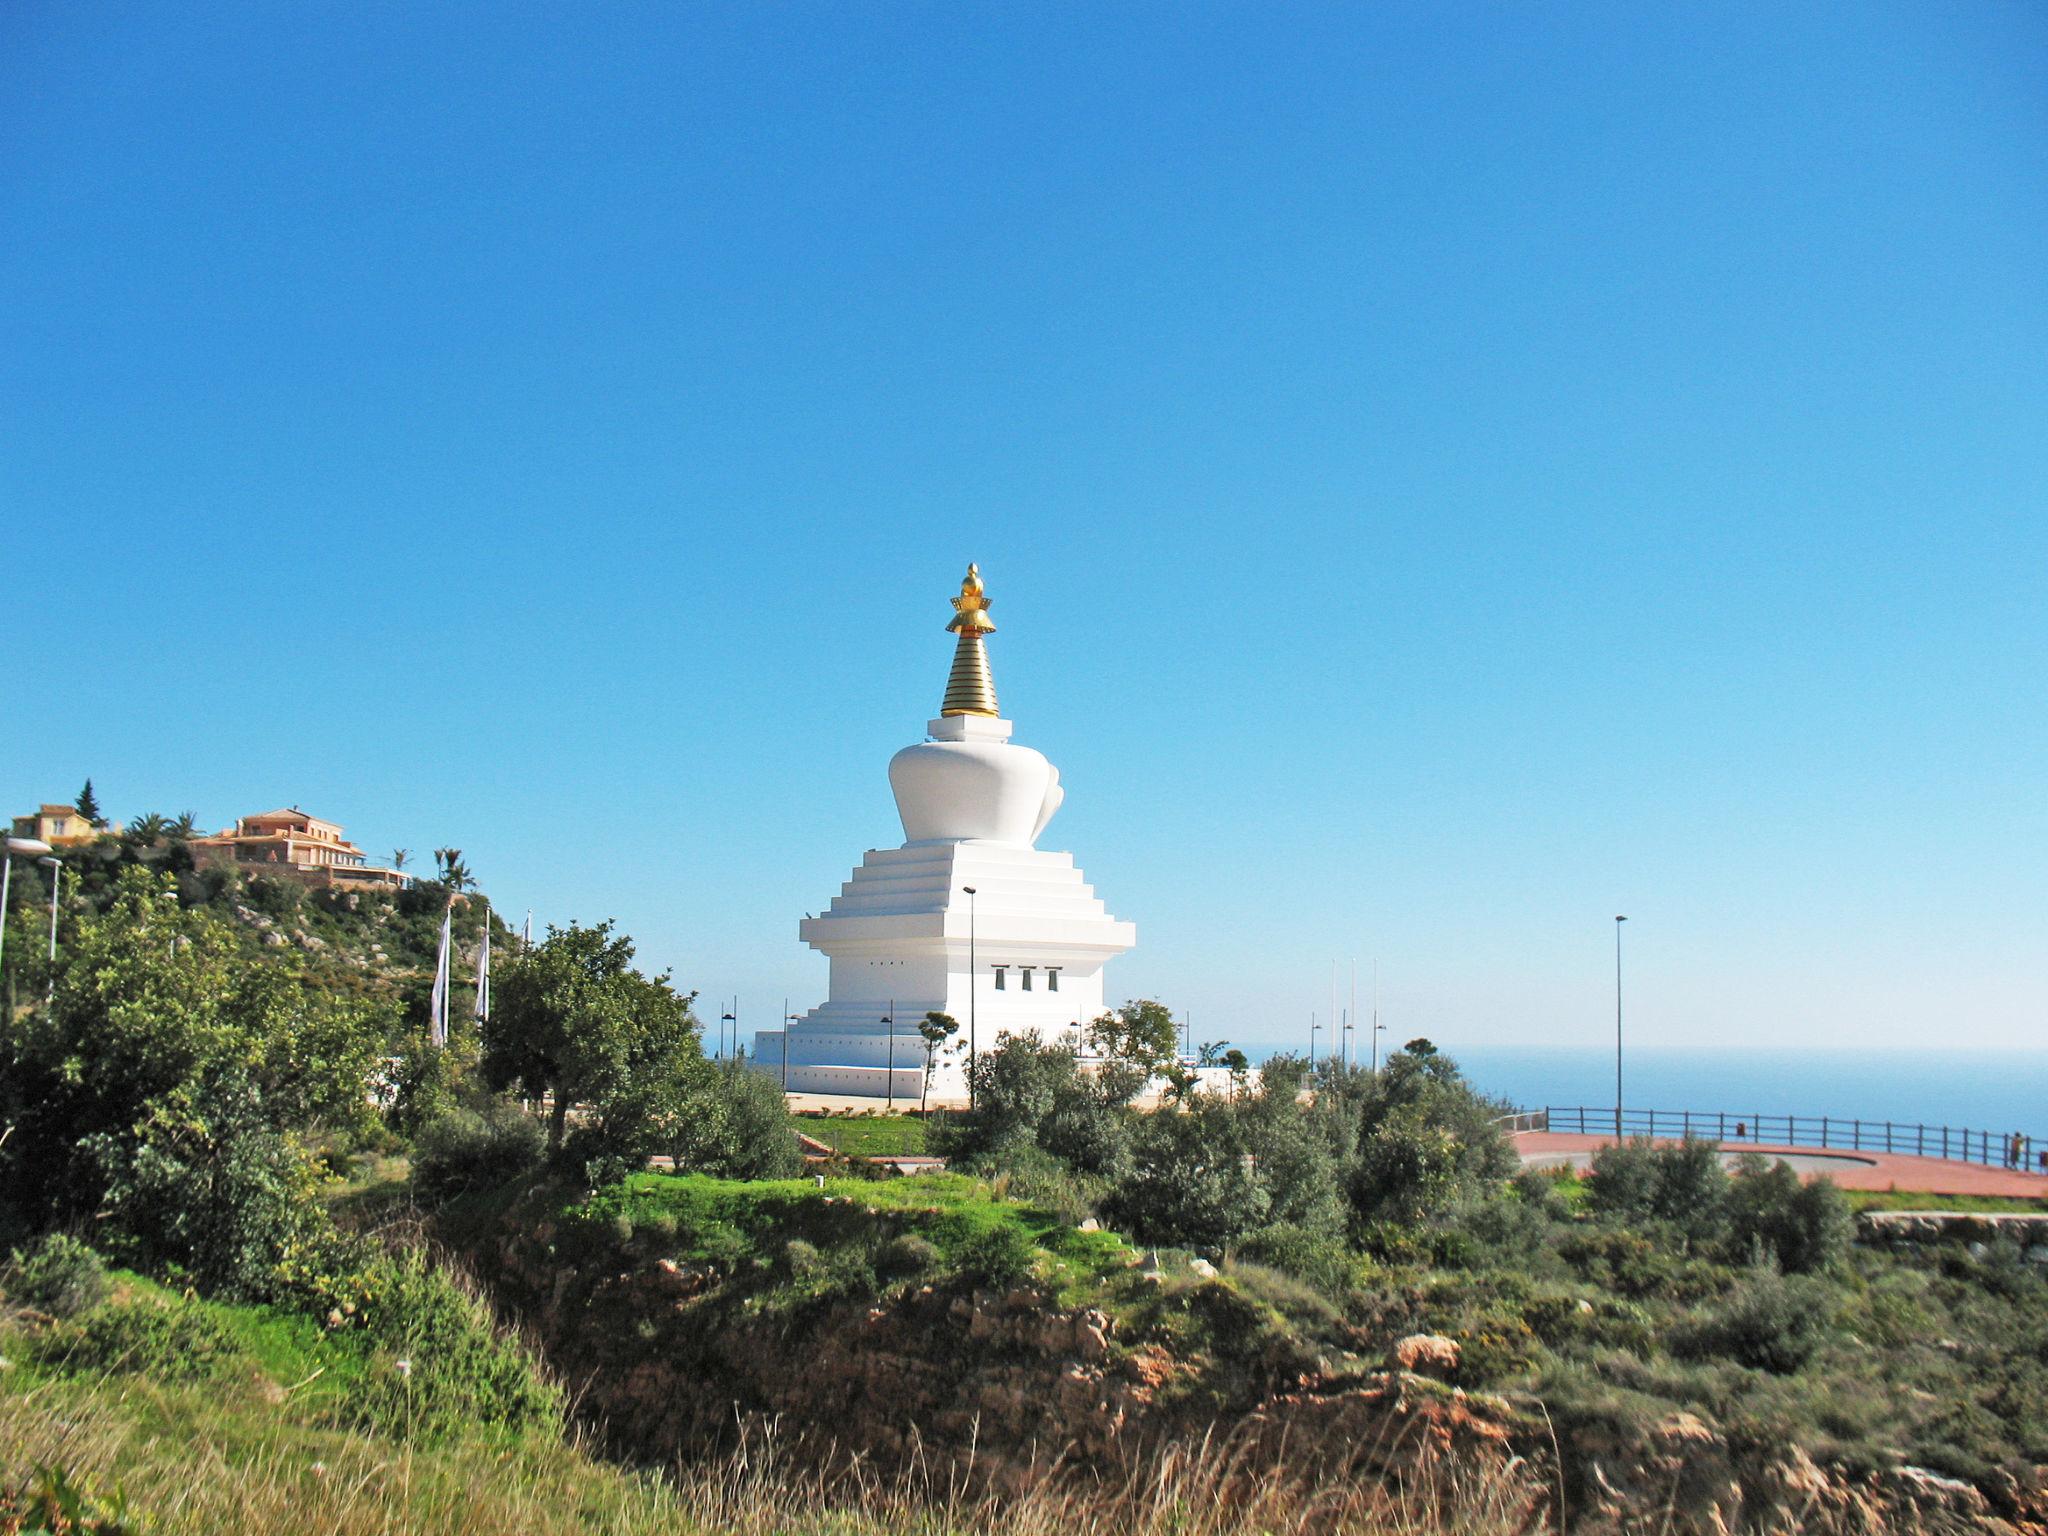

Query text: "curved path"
[1514, 1131, 2048, 1198]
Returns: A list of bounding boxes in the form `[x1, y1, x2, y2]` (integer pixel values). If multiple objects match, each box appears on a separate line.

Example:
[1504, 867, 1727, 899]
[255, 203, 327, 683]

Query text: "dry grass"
[0, 1367, 1551, 1536]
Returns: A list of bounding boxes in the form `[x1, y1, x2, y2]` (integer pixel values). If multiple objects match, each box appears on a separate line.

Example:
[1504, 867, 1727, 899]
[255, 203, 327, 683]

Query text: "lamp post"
[720, 1000, 736, 1062]
[0, 837, 54, 992]
[961, 886, 978, 1108]
[1309, 1011, 1318, 1064]
[1614, 915, 1628, 1140]
[39, 856, 62, 1002]
[882, 1000, 895, 1111]
[1370, 958, 1385, 1073]
[782, 997, 794, 1091]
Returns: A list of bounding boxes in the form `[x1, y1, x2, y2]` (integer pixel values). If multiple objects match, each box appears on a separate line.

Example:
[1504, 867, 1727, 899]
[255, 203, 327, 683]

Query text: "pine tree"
[75, 780, 103, 828]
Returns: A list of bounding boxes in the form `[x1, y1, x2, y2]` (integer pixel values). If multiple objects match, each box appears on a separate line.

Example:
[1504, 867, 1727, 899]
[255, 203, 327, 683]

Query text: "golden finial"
[946, 562, 996, 636]
[940, 562, 1000, 716]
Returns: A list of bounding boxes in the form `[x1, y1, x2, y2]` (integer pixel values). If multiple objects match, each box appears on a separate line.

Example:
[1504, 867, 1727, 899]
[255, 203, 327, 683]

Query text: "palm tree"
[125, 812, 169, 848]
[433, 847, 474, 894]
[169, 812, 198, 841]
[392, 848, 411, 871]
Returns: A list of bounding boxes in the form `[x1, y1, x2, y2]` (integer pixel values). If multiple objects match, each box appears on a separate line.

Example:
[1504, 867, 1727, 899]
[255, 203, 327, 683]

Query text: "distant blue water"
[1260, 1046, 2048, 1138]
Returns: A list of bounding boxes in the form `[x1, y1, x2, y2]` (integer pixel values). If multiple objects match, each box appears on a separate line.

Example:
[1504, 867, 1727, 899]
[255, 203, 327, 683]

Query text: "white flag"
[473, 902, 491, 1021]
[429, 905, 452, 1047]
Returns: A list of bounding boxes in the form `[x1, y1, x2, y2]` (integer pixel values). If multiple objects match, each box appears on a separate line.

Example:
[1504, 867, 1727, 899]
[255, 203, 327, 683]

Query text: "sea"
[1253, 1045, 2048, 1140]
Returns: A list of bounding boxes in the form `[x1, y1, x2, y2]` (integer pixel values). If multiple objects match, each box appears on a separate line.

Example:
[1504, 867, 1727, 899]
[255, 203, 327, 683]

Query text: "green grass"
[570, 1170, 1132, 1305]
[1845, 1189, 2048, 1214]
[795, 1114, 931, 1158]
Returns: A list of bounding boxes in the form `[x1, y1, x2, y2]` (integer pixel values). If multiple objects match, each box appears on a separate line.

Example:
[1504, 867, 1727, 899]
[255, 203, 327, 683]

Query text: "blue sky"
[4, 4, 2043, 1057]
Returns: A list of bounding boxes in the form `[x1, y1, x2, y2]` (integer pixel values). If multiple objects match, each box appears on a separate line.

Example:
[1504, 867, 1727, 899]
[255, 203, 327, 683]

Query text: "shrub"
[412, 1100, 547, 1203]
[1587, 1137, 1728, 1249]
[5, 1233, 112, 1319]
[1673, 1270, 1834, 1374]
[49, 1297, 246, 1381]
[80, 1073, 330, 1298]
[1105, 1100, 1269, 1253]
[1233, 1222, 1359, 1296]
[1724, 1156, 1851, 1274]
[0, 1466, 139, 1535]
[963, 1142, 1105, 1226]
[337, 1249, 561, 1440]
[664, 1062, 803, 1180]
[950, 1222, 1036, 1287]
[877, 1233, 940, 1280]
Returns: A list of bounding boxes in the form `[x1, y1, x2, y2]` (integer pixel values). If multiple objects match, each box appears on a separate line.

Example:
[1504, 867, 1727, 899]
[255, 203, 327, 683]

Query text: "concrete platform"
[1514, 1131, 2048, 1199]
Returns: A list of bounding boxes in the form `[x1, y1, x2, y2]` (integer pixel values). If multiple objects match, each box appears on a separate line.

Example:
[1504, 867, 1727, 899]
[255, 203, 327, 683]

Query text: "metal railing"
[1526, 1106, 2047, 1173]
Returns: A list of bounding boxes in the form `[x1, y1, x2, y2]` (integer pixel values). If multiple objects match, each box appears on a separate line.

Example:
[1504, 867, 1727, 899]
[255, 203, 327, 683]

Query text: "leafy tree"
[661, 1059, 801, 1179]
[75, 779, 103, 828]
[1588, 1137, 1730, 1250]
[1725, 1154, 1852, 1274]
[917, 1010, 960, 1114]
[1338, 1041, 1515, 1231]
[1104, 1095, 1269, 1252]
[1237, 1056, 1348, 1237]
[479, 920, 699, 1152]
[0, 869, 389, 1290]
[1085, 998, 1178, 1104]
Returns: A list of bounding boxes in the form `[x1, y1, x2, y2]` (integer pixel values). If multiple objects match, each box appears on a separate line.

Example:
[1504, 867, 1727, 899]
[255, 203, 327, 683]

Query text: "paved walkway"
[1514, 1131, 2048, 1198]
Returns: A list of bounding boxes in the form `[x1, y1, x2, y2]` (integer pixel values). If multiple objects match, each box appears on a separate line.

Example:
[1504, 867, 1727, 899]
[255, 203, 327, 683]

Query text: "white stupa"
[753, 564, 1135, 1099]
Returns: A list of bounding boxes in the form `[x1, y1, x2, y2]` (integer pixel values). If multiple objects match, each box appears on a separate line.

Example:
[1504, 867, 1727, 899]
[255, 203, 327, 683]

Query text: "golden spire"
[940, 562, 1000, 717]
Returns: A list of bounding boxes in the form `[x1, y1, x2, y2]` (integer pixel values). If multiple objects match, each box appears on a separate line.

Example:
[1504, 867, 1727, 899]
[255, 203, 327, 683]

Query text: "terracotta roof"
[38, 804, 78, 816]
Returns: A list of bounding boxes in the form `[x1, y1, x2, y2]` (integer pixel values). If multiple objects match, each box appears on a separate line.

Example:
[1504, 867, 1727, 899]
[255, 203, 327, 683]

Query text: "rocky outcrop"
[465, 1202, 2048, 1534]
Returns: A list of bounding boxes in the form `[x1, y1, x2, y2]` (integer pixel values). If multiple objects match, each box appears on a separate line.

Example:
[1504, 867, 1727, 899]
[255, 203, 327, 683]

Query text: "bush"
[80, 1072, 330, 1298]
[48, 1297, 246, 1381]
[5, 1234, 112, 1319]
[665, 1062, 802, 1180]
[878, 1233, 941, 1280]
[950, 1222, 1036, 1287]
[1233, 1222, 1359, 1296]
[964, 1142, 1105, 1227]
[1673, 1270, 1834, 1374]
[1587, 1137, 1729, 1249]
[411, 1100, 547, 1203]
[336, 1249, 561, 1440]
[1105, 1100, 1269, 1253]
[1724, 1156, 1851, 1274]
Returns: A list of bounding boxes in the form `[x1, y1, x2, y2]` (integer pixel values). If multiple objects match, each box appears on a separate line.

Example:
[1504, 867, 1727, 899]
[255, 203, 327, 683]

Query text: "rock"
[1387, 1334, 1460, 1381]
[1076, 1322, 1108, 1360]
[1078, 1217, 1100, 1232]
[1889, 1465, 1990, 1517]
[1187, 1257, 1218, 1279]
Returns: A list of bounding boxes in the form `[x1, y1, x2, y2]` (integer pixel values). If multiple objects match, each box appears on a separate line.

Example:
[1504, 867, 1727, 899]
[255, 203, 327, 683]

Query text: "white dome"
[889, 733, 1063, 845]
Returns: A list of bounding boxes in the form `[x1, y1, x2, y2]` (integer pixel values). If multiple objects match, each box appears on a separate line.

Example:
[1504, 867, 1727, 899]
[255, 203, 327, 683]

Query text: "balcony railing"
[1517, 1106, 2046, 1173]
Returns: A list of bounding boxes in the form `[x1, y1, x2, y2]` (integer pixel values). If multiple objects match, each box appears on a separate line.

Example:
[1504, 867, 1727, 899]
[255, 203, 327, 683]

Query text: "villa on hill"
[188, 808, 409, 891]
[11, 804, 119, 846]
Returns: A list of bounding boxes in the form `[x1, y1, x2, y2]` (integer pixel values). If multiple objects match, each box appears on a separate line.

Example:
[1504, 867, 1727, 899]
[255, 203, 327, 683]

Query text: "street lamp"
[39, 856, 62, 1002]
[1614, 916, 1628, 1140]
[720, 1000, 737, 1062]
[881, 1000, 895, 1111]
[0, 837, 54, 984]
[961, 886, 977, 1108]
[782, 998, 798, 1092]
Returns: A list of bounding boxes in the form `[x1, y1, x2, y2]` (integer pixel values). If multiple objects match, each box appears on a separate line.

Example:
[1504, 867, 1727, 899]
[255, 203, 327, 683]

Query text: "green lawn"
[796, 1114, 931, 1158]
[1845, 1189, 2048, 1214]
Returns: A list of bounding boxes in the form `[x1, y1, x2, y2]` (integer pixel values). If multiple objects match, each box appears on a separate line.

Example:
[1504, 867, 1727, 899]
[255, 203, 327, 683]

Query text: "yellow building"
[10, 804, 117, 847]
[188, 808, 409, 890]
